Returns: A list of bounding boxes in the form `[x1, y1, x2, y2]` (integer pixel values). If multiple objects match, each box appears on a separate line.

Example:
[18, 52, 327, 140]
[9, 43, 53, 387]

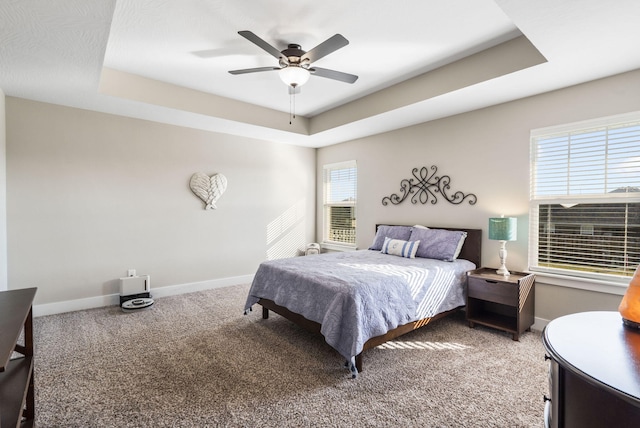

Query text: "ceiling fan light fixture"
[279, 65, 310, 88]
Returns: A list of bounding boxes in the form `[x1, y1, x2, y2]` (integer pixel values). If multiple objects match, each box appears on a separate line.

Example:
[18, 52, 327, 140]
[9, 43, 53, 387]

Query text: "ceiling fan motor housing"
[280, 44, 307, 68]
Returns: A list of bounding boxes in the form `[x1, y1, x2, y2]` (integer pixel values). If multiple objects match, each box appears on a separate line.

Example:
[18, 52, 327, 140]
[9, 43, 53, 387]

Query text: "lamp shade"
[279, 66, 310, 87]
[489, 217, 517, 241]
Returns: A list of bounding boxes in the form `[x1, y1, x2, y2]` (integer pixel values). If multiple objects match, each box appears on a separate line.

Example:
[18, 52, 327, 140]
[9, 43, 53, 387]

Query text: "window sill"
[321, 242, 358, 253]
[531, 270, 628, 296]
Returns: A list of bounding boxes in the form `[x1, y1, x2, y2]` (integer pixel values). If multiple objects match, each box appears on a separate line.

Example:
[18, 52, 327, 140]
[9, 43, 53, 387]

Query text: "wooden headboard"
[375, 225, 482, 268]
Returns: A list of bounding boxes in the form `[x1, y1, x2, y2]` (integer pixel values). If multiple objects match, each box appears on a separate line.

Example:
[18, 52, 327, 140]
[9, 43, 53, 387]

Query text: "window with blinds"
[323, 161, 357, 246]
[530, 113, 640, 280]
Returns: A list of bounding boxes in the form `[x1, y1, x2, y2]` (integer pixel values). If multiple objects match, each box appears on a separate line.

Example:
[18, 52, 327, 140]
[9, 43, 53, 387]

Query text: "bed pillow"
[381, 237, 420, 259]
[369, 225, 413, 250]
[408, 228, 467, 261]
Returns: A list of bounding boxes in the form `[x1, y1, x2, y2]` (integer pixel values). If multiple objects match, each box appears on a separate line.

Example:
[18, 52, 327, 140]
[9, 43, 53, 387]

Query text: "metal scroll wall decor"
[381, 166, 477, 206]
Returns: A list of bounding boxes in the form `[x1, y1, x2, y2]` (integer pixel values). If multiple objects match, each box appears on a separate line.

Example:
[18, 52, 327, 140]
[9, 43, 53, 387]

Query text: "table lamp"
[619, 265, 640, 329]
[489, 216, 517, 276]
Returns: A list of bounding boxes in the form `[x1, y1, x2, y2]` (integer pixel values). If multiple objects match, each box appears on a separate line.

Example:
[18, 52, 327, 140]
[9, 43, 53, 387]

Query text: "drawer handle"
[484, 280, 498, 284]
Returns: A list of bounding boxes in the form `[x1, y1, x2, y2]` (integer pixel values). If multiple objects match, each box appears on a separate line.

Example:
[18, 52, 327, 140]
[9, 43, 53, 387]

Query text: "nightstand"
[466, 267, 535, 340]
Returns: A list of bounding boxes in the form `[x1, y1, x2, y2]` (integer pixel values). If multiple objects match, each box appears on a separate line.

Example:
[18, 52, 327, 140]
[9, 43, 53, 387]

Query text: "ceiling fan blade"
[228, 67, 280, 75]
[301, 34, 349, 63]
[310, 67, 358, 84]
[238, 30, 287, 63]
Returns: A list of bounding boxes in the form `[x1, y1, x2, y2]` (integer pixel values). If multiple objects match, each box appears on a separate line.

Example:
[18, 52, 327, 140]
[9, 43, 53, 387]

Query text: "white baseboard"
[33, 274, 254, 317]
[532, 316, 550, 332]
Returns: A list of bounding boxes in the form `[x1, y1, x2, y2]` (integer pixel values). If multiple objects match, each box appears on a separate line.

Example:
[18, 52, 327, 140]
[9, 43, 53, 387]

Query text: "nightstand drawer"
[468, 277, 518, 306]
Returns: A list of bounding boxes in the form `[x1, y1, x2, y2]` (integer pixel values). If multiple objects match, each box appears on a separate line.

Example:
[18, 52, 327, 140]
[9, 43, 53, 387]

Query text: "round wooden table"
[543, 311, 640, 428]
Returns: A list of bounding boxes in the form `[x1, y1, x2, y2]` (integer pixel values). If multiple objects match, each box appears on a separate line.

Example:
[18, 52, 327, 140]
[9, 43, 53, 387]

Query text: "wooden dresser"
[0, 287, 37, 427]
[543, 311, 640, 428]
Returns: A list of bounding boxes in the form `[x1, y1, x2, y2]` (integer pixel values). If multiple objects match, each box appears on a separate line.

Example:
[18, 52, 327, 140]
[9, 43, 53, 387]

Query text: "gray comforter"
[244, 250, 475, 363]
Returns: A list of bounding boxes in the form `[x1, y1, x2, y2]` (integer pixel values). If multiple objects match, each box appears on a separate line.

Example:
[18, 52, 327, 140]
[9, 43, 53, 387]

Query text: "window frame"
[529, 111, 640, 287]
[322, 160, 357, 250]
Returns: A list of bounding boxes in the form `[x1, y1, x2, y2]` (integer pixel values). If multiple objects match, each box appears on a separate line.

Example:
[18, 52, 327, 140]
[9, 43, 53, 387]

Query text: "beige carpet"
[33, 284, 547, 427]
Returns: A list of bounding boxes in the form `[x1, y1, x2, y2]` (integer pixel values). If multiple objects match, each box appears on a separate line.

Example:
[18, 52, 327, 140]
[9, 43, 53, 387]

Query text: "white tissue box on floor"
[119, 275, 153, 311]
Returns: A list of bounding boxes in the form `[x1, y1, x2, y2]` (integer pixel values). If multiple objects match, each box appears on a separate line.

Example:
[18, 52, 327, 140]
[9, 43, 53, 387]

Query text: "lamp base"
[496, 267, 510, 276]
[495, 240, 510, 276]
[622, 317, 640, 330]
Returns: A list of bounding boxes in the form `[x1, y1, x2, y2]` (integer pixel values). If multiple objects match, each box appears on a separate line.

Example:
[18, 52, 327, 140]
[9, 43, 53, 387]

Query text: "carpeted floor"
[33, 284, 547, 427]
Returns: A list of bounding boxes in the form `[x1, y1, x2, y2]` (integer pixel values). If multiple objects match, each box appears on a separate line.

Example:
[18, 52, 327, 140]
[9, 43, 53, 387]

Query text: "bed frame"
[258, 225, 482, 373]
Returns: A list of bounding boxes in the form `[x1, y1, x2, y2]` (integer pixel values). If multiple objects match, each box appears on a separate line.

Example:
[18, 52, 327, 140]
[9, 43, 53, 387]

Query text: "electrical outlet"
[128, 269, 136, 277]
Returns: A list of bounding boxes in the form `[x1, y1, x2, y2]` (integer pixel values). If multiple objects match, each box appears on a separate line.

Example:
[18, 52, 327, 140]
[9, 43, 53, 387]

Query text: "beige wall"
[317, 69, 640, 323]
[6, 69, 640, 319]
[0, 88, 6, 291]
[6, 98, 316, 306]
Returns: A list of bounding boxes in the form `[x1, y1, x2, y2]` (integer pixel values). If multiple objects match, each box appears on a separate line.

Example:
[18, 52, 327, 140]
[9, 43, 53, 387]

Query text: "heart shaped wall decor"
[189, 172, 227, 210]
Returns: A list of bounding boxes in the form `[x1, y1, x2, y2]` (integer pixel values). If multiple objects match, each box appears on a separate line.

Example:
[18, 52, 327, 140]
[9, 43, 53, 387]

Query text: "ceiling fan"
[228, 30, 358, 92]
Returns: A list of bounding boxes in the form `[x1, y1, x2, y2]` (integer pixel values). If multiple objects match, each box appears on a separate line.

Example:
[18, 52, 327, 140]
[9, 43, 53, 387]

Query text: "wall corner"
[0, 89, 7, 291]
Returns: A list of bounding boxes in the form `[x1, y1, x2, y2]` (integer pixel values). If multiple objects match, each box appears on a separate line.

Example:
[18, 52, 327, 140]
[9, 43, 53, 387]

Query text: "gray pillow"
[369, 225, 413, 250]
[408, 228, 467, 261]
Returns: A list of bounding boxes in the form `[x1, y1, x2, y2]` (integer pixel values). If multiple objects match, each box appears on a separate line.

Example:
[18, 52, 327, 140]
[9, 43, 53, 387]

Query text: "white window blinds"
[531, 121, 640, 199]
[323, 161, 357, 246]
[530, 113, 640, 279]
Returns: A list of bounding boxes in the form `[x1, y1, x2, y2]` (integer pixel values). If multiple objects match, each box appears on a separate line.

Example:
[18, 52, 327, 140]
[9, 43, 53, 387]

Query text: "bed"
[244, 225, 482, 377]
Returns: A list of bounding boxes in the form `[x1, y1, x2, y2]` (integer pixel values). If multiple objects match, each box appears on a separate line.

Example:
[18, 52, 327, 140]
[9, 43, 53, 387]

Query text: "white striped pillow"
[381, 237, 420, 259]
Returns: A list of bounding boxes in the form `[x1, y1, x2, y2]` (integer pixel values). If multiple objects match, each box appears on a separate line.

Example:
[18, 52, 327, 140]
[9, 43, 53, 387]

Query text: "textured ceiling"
[1, 0, 640, 147]
[103, 0, 518, 116]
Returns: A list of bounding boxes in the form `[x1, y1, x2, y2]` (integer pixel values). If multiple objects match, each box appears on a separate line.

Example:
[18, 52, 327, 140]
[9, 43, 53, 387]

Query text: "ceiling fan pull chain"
[289, 85, 297, 125]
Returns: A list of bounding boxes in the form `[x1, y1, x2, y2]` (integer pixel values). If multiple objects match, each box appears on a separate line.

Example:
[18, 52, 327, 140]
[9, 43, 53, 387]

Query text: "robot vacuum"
[121, 297, 154, 312]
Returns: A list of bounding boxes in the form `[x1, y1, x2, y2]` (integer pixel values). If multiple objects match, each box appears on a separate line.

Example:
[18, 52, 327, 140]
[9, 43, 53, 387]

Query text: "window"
[323, 161, 357, 247]
[530, 112, 640, 281]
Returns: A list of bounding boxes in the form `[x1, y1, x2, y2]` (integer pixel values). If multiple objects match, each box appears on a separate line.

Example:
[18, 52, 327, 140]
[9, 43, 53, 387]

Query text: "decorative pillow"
[369, 225, 413, 250]
[381, 237, 420, 259]
[408, 228, 467, 261]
